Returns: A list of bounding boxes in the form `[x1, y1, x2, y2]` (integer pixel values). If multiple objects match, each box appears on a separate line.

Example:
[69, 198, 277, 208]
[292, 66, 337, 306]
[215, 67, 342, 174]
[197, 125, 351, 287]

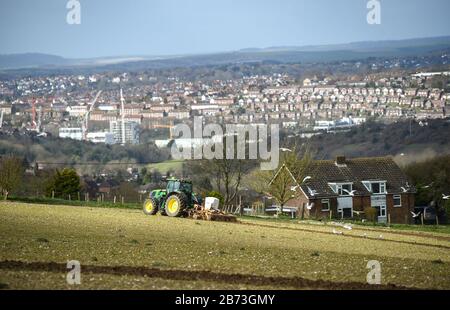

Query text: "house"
[98, 180, 120, 195]
[291, 156, 416, 224]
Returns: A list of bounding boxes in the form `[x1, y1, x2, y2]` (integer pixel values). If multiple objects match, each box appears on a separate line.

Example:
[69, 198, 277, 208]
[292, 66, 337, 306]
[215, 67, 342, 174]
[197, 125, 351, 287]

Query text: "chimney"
[336, 156, 346, 166]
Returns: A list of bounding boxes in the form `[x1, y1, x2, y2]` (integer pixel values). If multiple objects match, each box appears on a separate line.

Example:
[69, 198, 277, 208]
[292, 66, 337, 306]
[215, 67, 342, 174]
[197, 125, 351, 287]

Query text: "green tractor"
[143, 178, 203, 217]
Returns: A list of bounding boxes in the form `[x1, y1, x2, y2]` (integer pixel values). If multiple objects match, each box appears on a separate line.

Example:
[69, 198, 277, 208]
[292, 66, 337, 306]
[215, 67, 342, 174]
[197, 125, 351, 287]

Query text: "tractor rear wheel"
[164, 193, 187, 217]
[143, 197, 158, 215]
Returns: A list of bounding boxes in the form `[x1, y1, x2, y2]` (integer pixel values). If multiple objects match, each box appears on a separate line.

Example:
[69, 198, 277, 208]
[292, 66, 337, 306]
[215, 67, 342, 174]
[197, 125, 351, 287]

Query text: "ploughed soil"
[0, 260, 415, 290]
[242, 222, 450, 250]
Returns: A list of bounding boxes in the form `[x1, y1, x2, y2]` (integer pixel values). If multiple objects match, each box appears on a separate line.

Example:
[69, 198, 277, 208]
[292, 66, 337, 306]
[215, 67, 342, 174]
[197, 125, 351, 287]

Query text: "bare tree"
[250, 146, 312, 215]
[183, 138, 257, 205]
[0, 156, 24, 200]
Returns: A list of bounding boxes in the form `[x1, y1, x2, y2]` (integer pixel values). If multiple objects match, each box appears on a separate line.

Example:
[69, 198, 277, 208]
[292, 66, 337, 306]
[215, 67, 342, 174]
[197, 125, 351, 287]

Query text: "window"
[367, 181, 386, 194]
[329, 183, 353, 196]
[321, 199, 330, 211]
[338, 184, 352, 196]
[393, 195, 402, 207]
[374, 205, 387, 217]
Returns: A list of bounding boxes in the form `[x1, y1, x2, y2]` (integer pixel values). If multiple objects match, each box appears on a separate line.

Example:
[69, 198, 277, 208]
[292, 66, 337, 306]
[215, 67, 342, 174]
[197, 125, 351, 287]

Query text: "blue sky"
[1, 0, 450, 58]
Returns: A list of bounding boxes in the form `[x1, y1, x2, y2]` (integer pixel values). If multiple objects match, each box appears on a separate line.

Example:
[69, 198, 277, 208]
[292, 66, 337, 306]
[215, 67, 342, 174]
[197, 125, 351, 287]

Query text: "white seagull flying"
[302, 176, 312, 183]
[411, 211, 421, 218]
[307, 186, 317, 197]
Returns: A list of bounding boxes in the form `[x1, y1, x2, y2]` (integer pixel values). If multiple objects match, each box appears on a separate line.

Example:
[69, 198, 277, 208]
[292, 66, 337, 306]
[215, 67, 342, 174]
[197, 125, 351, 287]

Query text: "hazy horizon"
[1, 0, 450, 59]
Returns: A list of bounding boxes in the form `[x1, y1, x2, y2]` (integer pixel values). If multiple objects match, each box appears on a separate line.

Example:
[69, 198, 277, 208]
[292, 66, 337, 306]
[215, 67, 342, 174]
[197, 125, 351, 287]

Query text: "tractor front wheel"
[143, 197, 158, 215]
[164, 193, 187, 217]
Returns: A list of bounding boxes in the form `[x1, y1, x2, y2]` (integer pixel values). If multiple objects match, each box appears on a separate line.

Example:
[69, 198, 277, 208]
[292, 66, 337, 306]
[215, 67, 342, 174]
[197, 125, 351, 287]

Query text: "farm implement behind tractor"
[143, 178, 237, 222]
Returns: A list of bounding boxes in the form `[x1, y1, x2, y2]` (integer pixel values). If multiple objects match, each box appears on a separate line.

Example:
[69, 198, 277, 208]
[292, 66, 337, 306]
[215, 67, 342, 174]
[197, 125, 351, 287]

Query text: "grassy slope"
[147, 160, 184, 174]
[0, 202, 449, 290]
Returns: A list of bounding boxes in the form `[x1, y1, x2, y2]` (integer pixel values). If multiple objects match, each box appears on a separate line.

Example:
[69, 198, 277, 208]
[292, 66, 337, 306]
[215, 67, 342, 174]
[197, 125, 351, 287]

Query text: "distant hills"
[1, 36, 450, 71]
[0, 53, 69, 70]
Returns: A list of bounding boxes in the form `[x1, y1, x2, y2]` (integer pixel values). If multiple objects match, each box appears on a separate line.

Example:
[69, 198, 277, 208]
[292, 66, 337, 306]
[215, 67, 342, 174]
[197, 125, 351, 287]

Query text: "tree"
[403, 155, 450, 222]
[46, 168, 81, 199]
[183, 138, 258, 205]
[0, 156, 24, 200]
[249, 146, 312, 216]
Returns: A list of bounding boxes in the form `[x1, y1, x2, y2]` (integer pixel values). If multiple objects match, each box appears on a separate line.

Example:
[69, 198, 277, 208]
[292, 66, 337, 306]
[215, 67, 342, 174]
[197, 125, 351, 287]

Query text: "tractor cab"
[166, 179, 193, 195]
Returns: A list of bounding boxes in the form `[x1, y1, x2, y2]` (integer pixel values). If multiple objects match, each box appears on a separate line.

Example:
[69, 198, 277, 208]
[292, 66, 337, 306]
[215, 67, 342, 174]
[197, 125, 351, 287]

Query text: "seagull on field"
[343, 224, 353, 230]
[411, 211, 421, 218]
[443, 194, 450, 200]
[333, 229, 343, 235]
[379, 235, 384, 239]
[361, 233, 368, 238]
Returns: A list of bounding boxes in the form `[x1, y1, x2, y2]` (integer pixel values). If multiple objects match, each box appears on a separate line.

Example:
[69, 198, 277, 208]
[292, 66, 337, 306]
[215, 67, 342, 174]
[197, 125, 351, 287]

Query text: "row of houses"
[276, 156, 416, 224]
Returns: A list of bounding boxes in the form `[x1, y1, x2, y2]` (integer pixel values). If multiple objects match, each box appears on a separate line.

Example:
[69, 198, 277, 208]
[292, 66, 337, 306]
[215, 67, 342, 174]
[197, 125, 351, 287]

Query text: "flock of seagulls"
[290, 176, 312, 192]
[332, 229, 383, 239]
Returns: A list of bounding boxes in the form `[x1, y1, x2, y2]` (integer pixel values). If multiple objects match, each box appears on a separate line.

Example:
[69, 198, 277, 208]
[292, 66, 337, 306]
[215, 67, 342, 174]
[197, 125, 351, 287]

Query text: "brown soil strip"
[242, 222, 450, 250]
[0, 260, 415, 290]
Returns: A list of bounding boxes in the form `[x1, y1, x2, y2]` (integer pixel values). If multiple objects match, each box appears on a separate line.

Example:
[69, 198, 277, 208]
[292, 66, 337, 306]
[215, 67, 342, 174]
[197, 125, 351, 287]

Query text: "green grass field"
[0, 202, 449, 290]
[147, 160, 184, 174]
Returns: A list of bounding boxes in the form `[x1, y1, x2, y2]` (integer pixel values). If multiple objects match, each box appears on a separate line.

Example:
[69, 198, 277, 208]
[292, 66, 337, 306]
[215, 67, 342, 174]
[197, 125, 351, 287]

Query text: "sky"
[1, 0, 450, 59]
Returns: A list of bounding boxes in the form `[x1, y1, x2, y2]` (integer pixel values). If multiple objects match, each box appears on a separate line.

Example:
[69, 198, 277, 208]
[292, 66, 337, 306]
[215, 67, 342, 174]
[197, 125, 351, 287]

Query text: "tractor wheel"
[164, 193, 187, 217]
[143, 197, 158, 215]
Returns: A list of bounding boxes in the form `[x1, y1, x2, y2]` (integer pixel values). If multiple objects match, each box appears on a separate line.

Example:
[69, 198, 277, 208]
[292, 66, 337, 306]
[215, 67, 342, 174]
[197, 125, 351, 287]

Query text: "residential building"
[110, 120, 140, 145]
[287, 156, 416, 224]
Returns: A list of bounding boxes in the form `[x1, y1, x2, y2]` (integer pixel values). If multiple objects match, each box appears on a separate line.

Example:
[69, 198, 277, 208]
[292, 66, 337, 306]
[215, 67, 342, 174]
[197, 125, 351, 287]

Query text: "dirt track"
[0, 260, 416, 290]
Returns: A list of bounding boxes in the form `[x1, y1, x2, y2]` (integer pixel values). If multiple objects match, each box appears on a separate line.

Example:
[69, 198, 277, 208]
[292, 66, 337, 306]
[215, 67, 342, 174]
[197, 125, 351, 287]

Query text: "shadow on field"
[0, 260, 415, 290]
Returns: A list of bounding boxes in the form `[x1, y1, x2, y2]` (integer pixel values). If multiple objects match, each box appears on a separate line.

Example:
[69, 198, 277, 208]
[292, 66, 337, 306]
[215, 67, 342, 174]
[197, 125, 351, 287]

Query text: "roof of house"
[300, 156, 415, 199]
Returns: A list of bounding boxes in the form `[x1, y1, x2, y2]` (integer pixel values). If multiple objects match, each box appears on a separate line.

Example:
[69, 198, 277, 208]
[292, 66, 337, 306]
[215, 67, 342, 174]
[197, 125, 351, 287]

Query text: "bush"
[364, 207, 377, 223]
